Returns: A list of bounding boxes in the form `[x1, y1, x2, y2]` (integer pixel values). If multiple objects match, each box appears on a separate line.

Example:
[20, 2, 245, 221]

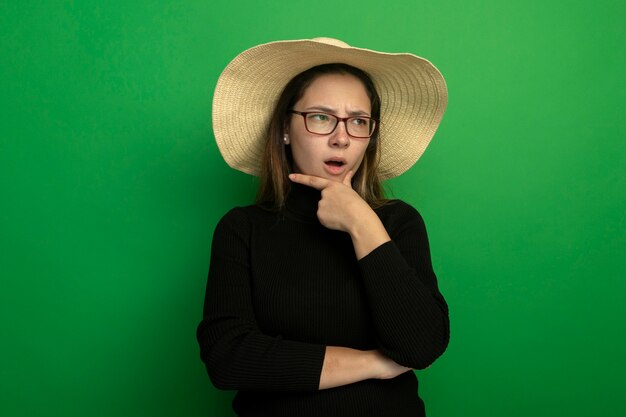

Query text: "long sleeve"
[358, 201, 450, 369]
[196, 193, 447, 416]
[196, 208, 326, 391]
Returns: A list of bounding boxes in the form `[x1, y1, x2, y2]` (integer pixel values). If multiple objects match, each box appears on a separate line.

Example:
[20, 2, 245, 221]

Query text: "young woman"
[197, 38, 450, 416]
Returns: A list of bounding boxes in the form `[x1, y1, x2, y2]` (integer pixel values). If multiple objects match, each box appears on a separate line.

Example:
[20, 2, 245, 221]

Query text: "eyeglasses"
[289, 110, 378, 139]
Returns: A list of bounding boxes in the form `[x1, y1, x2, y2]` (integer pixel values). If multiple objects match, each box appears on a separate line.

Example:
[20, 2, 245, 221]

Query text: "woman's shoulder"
[215, 203, 278, 229]
[375, 198, 422, 219]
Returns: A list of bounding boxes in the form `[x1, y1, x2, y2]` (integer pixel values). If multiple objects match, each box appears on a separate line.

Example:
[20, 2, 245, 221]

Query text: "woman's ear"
[283, 125, 290, 144]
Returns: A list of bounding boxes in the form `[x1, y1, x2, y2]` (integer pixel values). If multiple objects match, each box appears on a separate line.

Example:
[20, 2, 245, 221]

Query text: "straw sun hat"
[212, 37, 447, 179]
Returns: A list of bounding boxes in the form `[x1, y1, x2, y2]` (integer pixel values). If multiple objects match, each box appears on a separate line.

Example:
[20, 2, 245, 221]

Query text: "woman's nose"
[329, 121, 350, 148]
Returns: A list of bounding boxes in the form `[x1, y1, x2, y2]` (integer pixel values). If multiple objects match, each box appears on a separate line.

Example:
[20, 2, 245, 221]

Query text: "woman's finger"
[289, 173, 330, 190]
[342, 170, 354, 188]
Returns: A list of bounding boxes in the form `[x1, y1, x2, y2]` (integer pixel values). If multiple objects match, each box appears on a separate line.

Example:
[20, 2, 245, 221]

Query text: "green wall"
[1, 1, 624, 416]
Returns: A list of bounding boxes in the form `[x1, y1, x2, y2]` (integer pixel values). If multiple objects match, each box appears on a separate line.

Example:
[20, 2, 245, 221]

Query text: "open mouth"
[324, 159, 346, 167]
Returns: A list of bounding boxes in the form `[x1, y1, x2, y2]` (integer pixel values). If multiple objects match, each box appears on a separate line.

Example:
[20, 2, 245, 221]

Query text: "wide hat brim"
[212, 38, 448, 179]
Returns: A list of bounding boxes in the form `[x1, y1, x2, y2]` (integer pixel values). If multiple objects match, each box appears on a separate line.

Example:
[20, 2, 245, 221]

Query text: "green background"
[1, 1, 624, 416]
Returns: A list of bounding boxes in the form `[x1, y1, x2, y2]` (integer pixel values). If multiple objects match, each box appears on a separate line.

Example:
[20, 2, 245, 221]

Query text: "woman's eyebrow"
[303, 105, 371, 116]
[303, 105, 336, 113]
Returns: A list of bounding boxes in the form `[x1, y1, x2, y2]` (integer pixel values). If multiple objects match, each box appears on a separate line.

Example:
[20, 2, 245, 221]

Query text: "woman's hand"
[289, 171, 370, 233]
[371, 349, 412, 380]
[289, 171, 391, 259]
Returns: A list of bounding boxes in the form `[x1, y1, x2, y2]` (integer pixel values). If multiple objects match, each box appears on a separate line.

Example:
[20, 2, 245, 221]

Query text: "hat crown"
[311, 37, 350, 48]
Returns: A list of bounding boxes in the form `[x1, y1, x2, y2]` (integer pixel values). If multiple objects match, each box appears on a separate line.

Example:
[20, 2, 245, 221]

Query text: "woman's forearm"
[318, 347, 411, 390]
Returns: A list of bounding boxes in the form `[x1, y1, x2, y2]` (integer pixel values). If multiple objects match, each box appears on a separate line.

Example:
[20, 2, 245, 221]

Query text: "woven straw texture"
[212, 38, 447, 179]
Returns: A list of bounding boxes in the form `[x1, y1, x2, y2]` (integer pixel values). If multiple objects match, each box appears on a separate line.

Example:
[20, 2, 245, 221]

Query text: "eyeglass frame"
[288, 110, 379, 139]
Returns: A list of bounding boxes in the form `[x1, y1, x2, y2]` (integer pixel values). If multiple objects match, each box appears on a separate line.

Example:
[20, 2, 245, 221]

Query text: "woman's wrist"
[364, 349, 388, 379]
[319, 347, 381, 390]
[369, 349, 412, 380]
[348, 211, 391, 260]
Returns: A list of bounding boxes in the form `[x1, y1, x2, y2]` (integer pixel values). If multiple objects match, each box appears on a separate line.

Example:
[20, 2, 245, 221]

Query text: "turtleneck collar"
[284, 182, 321, 221]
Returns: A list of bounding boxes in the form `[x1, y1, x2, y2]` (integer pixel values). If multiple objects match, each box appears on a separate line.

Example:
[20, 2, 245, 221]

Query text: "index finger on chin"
[289, 173, 329, 190]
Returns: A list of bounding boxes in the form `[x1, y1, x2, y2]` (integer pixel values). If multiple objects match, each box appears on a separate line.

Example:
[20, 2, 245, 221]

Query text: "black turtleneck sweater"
[197, 184, 450, 416]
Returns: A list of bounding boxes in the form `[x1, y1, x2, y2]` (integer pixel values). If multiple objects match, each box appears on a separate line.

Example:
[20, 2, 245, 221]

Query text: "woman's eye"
[310, 113, 330, 122]
[351, 117, 368, 126]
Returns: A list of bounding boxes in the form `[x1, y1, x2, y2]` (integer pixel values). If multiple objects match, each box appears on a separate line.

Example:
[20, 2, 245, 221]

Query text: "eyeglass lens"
[304, 113, 375, 138]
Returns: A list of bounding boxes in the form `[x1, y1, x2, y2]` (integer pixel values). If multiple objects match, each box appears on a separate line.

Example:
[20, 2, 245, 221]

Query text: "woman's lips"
[324, 159, 346, 175]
